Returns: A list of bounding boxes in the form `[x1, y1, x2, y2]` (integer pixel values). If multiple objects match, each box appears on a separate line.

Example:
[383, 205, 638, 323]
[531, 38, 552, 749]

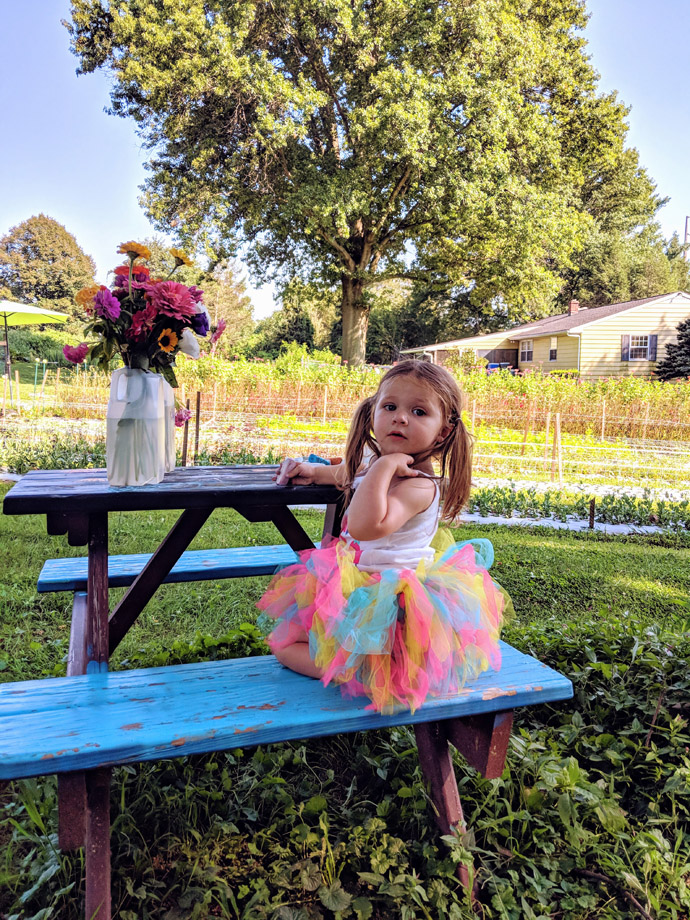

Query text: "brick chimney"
[568, 299, 580, 315]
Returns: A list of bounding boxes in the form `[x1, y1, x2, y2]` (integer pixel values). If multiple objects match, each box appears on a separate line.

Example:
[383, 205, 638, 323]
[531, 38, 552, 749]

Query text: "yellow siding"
[578, 295, 690, 379]
[516, 333, 579, 372]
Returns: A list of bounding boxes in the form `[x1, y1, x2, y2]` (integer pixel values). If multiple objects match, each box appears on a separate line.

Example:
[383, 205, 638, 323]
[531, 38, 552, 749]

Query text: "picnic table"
[1, 465, 573, 919]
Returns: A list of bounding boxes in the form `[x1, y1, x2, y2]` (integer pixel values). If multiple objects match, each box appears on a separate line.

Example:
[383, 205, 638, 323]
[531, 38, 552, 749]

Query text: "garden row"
[4, 341, 690, 441]
[2, 426, 689, 528]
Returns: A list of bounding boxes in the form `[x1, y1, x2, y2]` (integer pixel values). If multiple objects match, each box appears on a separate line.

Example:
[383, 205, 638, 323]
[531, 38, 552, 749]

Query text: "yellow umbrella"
[0, 300, 69, 399]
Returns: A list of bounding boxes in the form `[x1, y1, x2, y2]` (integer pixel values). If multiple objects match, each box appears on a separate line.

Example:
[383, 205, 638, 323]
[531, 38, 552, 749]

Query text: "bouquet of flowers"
[64, 241, 213, 388]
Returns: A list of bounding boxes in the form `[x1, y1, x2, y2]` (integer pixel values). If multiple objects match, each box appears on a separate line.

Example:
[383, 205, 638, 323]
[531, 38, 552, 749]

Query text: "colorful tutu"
[257, 530, 513, 714]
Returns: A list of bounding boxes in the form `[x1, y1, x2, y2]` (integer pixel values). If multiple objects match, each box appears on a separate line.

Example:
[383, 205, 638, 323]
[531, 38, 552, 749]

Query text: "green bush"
[7, 327, 77, 365]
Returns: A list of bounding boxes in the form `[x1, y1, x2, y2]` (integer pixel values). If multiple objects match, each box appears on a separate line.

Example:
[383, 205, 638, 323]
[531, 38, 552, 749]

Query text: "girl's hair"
[343, 361, 472, 521]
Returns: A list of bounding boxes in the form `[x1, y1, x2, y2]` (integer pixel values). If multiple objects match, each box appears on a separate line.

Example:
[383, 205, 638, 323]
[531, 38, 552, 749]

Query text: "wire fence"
[2, 369, 690, 490]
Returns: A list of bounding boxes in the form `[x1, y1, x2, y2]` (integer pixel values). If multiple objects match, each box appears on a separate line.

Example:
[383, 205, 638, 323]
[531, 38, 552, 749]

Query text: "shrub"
[8, 327, 77, 365]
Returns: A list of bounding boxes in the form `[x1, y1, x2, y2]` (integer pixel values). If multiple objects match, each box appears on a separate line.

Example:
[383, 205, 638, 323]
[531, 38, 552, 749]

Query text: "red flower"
[127, 303, 159, 341]
[63, 343, 89, 364]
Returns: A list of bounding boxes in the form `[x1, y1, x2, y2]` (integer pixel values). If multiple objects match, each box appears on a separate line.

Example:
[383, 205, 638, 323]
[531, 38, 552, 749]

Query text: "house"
[401, 292, 690, 379]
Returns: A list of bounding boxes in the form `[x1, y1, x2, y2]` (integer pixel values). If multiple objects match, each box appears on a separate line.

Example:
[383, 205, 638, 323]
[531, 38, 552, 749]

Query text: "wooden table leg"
[87, 514, 109, 671]
[415, 711, 514, 896]
[58, 592, 88, 850]
[85, 768, 111, 920]
[446, 711, 513, 779]
[59, 513, 110, 850]
[414, 722, 472, 891]
[109, 507, 212, 654]
[322, 499, 344, 541]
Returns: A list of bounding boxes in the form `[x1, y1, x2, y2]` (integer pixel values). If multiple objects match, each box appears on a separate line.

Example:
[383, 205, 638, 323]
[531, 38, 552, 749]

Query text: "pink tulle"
[257, 534, 512, 714]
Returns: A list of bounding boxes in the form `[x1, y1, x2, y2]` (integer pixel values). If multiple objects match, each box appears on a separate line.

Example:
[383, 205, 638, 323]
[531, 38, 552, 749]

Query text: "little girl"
[258, 361, 512, 713]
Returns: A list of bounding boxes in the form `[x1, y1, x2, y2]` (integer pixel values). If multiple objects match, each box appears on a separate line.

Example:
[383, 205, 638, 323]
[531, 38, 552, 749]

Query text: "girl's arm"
[346, 454, 435, 541]
[275, 458, 345, 487]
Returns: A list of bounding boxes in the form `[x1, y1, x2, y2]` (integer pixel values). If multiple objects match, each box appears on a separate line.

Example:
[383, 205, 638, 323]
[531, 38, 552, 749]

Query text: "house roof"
[401, 292, 689, 352]
[506, 294, 676, 341]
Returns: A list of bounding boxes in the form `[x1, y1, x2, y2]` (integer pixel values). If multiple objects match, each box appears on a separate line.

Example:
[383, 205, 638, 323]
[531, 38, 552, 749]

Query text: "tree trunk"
[341, 275, 368, 365]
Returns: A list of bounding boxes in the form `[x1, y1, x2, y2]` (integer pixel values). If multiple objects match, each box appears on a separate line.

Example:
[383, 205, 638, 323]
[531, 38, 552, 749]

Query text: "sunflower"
[117, 241, 151, 262]
[157, 328, 179, 353]
[170, 247, 193, 268]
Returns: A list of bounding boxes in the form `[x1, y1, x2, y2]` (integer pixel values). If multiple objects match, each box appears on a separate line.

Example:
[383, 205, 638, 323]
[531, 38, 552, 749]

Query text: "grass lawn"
[1, 482, 688, 681]
[1, 481, 689, 919]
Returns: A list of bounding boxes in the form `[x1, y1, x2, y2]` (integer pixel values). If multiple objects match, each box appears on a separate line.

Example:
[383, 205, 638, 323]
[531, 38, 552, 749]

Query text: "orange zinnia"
[157, 328, 179, 353]
[170, 247, 193, 268]
[75, 284, 101, 308]
[117, 241, 151, 262]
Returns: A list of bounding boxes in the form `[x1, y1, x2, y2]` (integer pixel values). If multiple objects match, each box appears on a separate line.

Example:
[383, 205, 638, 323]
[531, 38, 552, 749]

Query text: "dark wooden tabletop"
[2, 465, 343, 516]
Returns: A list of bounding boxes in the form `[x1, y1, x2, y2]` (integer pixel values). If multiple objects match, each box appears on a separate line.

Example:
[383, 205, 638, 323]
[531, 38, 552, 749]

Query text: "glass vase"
[106, 367, 166, 486]
[161, 376, 176, 473]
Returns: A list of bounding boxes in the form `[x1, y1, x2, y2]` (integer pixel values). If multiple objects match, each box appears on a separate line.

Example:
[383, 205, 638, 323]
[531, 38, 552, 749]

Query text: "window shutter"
[648, 334, 657, 361]
[621, 335, 630, 362]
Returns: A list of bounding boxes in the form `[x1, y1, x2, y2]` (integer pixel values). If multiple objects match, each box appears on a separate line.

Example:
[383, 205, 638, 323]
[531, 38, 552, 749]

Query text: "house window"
[629, 335, 649, 360]
[549, 337, 558, 361]
[520, 340, 533, 362]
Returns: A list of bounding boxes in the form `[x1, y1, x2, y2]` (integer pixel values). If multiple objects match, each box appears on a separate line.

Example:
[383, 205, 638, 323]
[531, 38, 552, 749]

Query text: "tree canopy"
[67, 0, 665, 364]
[0, 215, 96, 315]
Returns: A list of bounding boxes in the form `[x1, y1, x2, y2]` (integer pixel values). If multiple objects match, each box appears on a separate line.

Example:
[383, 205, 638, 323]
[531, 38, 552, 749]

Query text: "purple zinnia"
[188, 285, 204, 304]
[93, 287, 121, 321]
[191, 309, 210, 336]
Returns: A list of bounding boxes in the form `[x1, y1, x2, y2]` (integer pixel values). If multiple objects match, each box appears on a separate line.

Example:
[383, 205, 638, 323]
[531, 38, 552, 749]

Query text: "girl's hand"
[371, 452, 419, 479]
[275, 458, 315, 486]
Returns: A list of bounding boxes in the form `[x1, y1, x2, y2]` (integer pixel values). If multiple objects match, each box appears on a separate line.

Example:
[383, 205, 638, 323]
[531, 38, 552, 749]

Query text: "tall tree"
[0, 214, 96, 313]
[202, 260, 255, 352]
[67, 0, 654, 363]
[654, 317, 690, 381]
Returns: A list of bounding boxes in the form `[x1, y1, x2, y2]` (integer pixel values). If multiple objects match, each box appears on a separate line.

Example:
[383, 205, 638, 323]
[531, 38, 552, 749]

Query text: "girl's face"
[372, 376, 451, 459]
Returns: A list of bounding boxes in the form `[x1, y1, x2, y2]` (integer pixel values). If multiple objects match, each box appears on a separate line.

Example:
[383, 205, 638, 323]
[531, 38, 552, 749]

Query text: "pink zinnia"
[93, 287, 121, 321]
[175, 407, 192, 427]
[146, 281, 196, 320]
[210, 318, 227, 346]
[63, 343, 89, 364]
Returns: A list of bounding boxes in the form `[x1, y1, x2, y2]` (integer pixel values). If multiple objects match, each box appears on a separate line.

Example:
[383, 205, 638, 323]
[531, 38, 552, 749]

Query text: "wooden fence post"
[543, 411, 551, 466]
[600, 398, 606, 440]
[193, 391, 201, 464]
[589, 498, 596, 529]
[550, 413, 560, 482]
[14, 370, 21, 415]
[520, 400, 533, 456]
[39, 364, 48, 413]
[556, 413, 563, 485]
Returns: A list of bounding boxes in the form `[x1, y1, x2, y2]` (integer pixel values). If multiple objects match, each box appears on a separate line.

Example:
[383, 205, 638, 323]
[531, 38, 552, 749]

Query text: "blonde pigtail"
[438, 417, 473, 522]
[341, 395, 378, 509]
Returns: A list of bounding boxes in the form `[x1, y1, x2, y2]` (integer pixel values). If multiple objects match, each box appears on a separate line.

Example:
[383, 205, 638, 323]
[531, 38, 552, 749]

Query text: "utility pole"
[685, 216, 690, 260]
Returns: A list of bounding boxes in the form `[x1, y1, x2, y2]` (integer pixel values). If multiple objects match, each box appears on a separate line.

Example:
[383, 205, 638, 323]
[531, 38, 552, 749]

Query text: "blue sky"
[1, 1, 688, 319]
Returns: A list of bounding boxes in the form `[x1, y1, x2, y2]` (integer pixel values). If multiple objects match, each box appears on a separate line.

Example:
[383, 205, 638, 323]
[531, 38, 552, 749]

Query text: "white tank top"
[345, 472, 441, 573]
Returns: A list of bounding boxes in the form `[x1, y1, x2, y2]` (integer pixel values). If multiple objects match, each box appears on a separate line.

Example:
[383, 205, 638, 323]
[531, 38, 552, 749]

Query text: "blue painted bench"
[0, 645, 573, 918]
[37, 544, 302, 593]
